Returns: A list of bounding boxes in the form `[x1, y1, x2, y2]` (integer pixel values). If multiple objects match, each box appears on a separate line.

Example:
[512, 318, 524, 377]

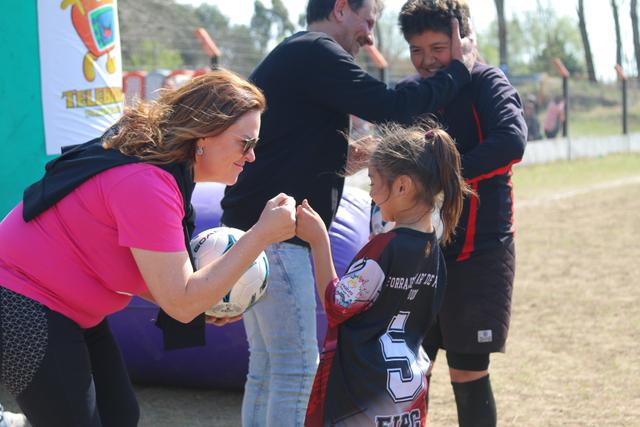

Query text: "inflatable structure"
[109, 184, 371, 389]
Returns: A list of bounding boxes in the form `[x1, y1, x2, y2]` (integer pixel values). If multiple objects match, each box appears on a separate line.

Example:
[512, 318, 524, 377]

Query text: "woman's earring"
[196, 146, 204, 156]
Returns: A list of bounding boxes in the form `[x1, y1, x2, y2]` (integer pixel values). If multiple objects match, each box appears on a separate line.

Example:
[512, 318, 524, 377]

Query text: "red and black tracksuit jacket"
[401, 63, 527, 261]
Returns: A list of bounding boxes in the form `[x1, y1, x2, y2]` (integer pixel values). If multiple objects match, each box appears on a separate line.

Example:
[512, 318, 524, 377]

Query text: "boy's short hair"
[399, 0, 471, 40]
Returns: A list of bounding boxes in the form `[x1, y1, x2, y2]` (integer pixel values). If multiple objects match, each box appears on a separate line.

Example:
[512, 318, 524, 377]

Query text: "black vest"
[23, 135, 205, 350]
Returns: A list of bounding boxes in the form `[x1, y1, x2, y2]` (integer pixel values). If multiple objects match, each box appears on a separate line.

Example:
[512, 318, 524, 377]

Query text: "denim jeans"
[241, 242, 319, 427]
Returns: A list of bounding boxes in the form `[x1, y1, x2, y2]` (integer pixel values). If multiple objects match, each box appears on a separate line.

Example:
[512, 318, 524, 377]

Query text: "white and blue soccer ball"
[190, 227, 269, 318]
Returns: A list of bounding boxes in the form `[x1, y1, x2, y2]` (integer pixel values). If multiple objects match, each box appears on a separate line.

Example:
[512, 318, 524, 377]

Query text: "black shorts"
[423, 239, 515, 354]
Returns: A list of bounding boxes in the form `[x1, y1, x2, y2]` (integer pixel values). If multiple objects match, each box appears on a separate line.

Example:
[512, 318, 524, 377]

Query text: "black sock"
[451, 375, 496, 427]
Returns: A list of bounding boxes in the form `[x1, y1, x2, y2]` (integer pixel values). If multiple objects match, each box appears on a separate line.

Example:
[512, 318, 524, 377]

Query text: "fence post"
[615, 64, 628, 135]
[553, 58, 570, 138]
[363, 45, 388, 84]
[553, 58, 571, 159]
[194, 28, 221, 70]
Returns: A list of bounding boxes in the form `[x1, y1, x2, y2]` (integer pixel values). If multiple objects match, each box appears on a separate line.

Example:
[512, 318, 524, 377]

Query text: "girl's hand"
[205, 314, 242, 326]
[296, 199, 327, 246]
[252, 193, 297, 246]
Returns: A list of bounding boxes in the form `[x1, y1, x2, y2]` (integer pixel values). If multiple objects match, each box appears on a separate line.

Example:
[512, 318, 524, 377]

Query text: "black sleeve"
[299, 36, 470, 125]
[433, 251, 447, 314]
[462, 66, 527, 182]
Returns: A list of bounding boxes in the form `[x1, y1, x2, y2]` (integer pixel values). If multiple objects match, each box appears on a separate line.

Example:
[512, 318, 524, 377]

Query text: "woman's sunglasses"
[241, 137, 259, 154]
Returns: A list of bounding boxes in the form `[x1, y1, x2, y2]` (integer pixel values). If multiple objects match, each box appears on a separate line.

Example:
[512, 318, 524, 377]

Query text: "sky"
[177, 0, 637, 81]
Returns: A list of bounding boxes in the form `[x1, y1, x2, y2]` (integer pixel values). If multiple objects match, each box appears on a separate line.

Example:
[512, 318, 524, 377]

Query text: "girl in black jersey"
[296, 122, 472, 427]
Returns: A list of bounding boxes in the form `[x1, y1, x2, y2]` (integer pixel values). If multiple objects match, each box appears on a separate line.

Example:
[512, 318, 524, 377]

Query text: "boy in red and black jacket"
[396, 1, 527, 426]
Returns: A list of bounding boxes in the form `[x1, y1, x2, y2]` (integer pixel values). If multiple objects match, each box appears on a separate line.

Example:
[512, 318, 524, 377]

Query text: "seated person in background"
[524, 98, 542, 141]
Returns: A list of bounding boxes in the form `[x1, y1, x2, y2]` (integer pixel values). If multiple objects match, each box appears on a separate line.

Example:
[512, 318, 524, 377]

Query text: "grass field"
[1, 153, 639, 426]
[569, 106, 640, 137]
[427, 153, 640, 426]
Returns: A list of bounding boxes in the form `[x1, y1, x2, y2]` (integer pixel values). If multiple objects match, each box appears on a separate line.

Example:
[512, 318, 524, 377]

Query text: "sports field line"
[516, 175, 640, 209]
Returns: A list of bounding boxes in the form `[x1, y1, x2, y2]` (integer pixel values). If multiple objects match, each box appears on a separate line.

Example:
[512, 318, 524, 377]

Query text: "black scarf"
[23, 135, 205, 350]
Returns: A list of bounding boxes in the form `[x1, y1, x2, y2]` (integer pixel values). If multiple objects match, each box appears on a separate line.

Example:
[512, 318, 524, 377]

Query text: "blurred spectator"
[524, 98, 541, 141]
[543, 96, 565, 138]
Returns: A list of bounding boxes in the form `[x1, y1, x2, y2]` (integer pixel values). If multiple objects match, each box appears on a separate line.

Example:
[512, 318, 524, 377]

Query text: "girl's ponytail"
[425, 129, 474, 245]
[370, 121, 473, 245]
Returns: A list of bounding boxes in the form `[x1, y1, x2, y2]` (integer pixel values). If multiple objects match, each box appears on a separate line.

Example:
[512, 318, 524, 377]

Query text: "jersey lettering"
[379, 311, 427, 402]
[375, 409, 421, 427]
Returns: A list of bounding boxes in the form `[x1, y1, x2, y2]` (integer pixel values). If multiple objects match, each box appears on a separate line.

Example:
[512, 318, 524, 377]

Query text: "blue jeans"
[241, 242, 319, 427]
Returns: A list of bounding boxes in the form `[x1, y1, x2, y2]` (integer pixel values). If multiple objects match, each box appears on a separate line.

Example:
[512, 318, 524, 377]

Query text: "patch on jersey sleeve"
[334, 258, 385, 310]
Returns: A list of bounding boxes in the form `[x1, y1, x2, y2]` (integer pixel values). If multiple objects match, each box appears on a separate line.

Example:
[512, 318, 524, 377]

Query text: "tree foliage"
[611, 0, 623, 67]
[494, 0, 508, 68]
[119, 0, 297, 77]
[373, 7, 415, 79]
[250, 0, 296, 55]
[126, 40, 183, 71]
[194, 3, 263, 76]
[477, 2, 585, 77]
[633, 0, 640, 78]
[578, 0, 597, 82]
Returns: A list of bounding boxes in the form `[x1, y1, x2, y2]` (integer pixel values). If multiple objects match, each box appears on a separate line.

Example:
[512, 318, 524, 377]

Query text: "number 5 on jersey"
[379, 311, 429, 402]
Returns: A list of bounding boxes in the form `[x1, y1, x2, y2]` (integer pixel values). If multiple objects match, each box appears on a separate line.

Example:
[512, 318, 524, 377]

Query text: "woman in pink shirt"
[0, 69, 296, 427]
[543, 96, 566, 138]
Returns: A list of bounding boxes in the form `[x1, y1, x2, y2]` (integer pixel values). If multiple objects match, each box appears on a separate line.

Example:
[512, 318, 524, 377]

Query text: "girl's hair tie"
[425, 130, 435, 139]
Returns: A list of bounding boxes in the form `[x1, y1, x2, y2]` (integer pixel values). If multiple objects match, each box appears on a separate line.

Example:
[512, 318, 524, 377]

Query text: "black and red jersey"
[305, 228, 446, 427]
[399, 63, 527, 261]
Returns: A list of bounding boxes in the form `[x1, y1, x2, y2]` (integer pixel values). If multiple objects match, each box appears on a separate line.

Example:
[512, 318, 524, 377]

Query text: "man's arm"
[299, 35, 470, 125]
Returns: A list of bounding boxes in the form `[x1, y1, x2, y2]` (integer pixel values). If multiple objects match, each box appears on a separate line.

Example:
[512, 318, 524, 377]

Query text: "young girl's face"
[368, 166, 394, 221]
[408, 30, 452, 78]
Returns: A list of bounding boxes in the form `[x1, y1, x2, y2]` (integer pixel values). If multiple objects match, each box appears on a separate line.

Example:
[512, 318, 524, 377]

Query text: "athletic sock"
[451, 374, 497, 427]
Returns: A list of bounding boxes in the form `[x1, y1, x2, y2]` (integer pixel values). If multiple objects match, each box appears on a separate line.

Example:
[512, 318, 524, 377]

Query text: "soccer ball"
[190, 227, 269, 318]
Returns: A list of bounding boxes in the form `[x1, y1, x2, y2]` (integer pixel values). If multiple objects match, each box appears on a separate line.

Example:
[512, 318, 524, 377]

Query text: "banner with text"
[38, 0, 123, 155]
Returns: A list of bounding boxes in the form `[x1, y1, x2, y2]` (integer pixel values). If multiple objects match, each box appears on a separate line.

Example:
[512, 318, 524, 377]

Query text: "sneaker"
[0, 404, 28, 427]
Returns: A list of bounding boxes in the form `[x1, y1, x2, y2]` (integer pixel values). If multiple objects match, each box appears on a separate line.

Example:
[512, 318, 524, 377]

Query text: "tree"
[195, 3, 231, 38]
[194, 3, 264, 77]
[127, 40, 183, 71]
[611, 0, 623, 67]
[119, 0, 208, 70]
[373, 7, 414, 80]
[224, 25, 267, 77]
[250, 0, 295, 55]
[631, 0, 640, 78]
[494, 0, 508, 69]
[578, 0, 597, 82]
[476, 4, 585, 77]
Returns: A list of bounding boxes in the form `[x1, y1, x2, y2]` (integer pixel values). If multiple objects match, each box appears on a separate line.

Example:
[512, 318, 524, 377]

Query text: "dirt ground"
[2, 172, 639, 426]
[424, 177, 640, 426]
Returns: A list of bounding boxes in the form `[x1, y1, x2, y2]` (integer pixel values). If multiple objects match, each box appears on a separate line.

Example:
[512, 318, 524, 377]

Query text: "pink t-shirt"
[0, 164, 186, 328]
[543, 100, 565, 132]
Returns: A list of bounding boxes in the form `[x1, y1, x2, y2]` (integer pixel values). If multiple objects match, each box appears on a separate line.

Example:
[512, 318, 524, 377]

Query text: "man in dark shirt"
[221, 1, 472, 425]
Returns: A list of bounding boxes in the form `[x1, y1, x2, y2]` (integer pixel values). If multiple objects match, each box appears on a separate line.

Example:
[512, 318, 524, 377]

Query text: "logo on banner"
[61, 0, 117, 82]
[60, 0, 122, 118]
